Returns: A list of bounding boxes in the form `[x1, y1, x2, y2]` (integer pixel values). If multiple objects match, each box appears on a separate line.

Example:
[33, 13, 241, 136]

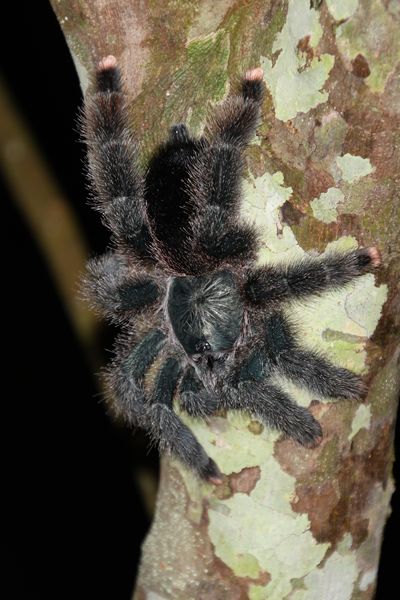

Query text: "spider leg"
[147, 358, 222, 483]
[184, 70, 265, 265]
[263, 312, 366, 399]
[108, 329, 167, 425]
[179, 365, 219, 418]
[205, 67, 265, 148]
[83, 251, 160, 323]
[245, 247, 381, 306]
[82, 56, 152, 258]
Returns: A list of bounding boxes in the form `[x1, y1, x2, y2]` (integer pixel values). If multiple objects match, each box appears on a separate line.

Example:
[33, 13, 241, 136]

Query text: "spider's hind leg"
[108, 329, 167, 425]
[223, 373, 322, 447]
[147, 358, 222, 483]
[224, 344, 322, 446]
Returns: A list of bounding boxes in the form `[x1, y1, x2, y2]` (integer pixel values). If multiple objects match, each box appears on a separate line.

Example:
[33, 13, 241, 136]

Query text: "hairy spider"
[82, 55, 380, 484]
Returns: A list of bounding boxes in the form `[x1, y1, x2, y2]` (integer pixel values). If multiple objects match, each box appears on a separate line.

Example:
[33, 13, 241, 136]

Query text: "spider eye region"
[167, 270, 243, 357]
[195, 341, 212, 354]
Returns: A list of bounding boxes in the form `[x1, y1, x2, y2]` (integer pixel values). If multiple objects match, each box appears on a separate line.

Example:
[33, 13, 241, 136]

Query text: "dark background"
[1, 2, 398, 599]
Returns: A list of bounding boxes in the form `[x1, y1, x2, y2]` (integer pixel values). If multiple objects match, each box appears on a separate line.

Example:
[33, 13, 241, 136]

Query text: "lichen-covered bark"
[51, 0, 400, 598]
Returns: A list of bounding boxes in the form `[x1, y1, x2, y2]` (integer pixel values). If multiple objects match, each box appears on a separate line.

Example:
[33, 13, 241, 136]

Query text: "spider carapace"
[82, 55, 380, 483]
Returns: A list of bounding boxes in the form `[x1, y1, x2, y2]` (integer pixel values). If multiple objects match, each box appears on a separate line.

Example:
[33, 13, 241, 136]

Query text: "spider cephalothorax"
[82, 56, 381, 483]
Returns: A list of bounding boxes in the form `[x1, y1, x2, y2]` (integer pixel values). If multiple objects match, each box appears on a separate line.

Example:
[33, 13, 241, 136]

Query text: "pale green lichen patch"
[174, 411, 280, 502]
[349, 405, 371, 440]
[345, 275, 388, 337]
[249, 584, 268, 600]
[290, 237, 387, 374]
[290, 546, 359, 600]
[336, 0, 400, 93]
[336, 154, 374, 183]
[208, 454, 330, 598]
[310, 187, 344, 223]
[241, 171, 301, 263]
[261, 0, 334, 121]
[220, 549, 262, 579]
[326, 0, 359, 21]
[326, 236, 359, 252]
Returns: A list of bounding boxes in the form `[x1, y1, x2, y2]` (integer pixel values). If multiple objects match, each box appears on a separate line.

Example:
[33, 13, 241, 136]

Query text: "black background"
[1, 2, 398, 599]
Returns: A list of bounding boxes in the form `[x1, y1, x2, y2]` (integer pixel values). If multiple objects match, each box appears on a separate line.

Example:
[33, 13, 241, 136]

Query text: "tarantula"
[82, 55, 380, 484]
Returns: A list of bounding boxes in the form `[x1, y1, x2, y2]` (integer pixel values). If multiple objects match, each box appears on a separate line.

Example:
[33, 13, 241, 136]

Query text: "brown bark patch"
[305, 165, 336, 199]
[284, 422, 393, 548]
[229, 466, 261, 494]
[213, 466, 261, 499]
[248, 420, 264, 434]
[351, 54, 371, 79]
[297, 35, 315, 68]
[292, 480, 340, 540]
[281, 201, 305, 227]
[205, 556, 270, 600]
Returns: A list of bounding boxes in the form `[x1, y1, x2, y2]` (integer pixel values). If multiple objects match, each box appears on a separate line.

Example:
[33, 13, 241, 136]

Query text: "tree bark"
[51, 1, 400, 598]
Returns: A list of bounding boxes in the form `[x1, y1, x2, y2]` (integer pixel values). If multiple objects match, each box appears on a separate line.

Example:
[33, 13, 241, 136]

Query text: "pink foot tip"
[304, 435, 323, 450]
[98, 55, 117, 71]
[368, 246, 381, 267]
[208, 476, 224, 486]
[245, 67, 264, 81]
[312, 435, 323, 448]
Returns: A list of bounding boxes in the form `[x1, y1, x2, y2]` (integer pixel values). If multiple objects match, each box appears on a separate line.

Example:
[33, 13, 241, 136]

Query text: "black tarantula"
[82, 55, 381, 484]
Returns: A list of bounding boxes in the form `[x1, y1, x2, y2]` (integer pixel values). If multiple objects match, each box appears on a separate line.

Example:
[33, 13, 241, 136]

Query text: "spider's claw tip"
[367, 246, 381, 268]
[245, 67, 264, 81]
[98, 55, 118, 71]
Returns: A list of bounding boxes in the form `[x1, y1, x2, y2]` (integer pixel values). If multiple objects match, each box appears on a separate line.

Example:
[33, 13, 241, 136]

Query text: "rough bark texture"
[51, 1, 400, 598]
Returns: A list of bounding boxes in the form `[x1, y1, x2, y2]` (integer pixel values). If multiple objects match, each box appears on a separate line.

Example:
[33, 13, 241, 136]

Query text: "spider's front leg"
[245, 247, 381, 306]
[108, 329, 167, 424]
[186, 68, 265, 263]
[147, 359, 223, 483]
[82, 56, 152, 257]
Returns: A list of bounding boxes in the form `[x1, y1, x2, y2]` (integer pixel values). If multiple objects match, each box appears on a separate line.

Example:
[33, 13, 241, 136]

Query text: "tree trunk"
[51, 1, 399, 598]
